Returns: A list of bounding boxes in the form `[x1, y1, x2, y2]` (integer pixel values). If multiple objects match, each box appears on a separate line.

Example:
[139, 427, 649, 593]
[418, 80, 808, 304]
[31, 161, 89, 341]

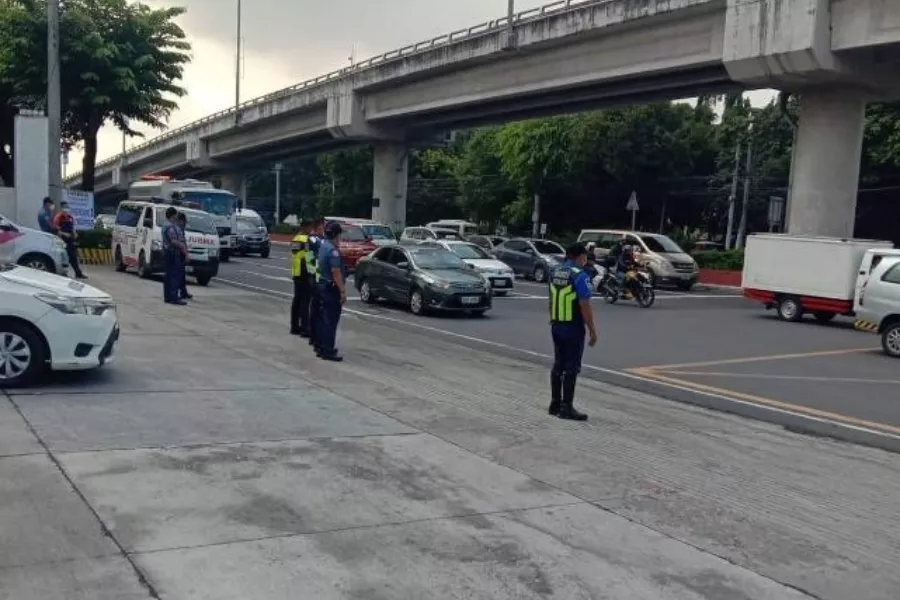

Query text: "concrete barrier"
[78, 248, 113, 265]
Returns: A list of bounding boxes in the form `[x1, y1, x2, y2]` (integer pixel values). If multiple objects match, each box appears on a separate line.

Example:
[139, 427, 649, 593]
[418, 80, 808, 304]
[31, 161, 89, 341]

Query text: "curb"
[78, 248, 113, 265]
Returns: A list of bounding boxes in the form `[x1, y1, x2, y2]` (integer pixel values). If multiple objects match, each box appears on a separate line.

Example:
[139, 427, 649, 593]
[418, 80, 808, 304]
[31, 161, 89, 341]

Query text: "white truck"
[742, 234, 900, 323]
[128, 176, 238, 261]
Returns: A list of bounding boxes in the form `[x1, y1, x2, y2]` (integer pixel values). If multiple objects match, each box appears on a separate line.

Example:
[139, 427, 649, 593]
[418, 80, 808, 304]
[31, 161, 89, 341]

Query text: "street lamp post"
[47, 0, 62, 202]
[273, 162, 283, 224]
[234, 0, 241, 125]
[505, 0, 516, 49]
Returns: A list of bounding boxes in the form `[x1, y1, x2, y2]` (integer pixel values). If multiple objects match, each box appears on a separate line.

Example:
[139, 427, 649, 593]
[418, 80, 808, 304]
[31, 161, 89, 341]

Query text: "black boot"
[549, 371, 562, 416]
[558, 374, 587, 421]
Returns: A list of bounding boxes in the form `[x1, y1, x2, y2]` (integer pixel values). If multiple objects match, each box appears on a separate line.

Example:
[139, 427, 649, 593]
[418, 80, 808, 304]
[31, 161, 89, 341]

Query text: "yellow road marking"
[628, 366, 900, 436]
[637, 347, 877, 371]
[659, 371, 900, 385]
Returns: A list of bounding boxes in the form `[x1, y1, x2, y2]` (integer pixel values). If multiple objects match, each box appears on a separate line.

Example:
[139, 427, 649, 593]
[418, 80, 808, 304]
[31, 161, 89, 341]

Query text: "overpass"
[65, 0, 900, 236]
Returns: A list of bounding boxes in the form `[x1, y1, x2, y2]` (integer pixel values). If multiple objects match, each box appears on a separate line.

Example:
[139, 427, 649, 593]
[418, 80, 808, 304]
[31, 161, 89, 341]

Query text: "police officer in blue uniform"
[307, 218, 325, 351]
[161, 207, 187, 305]
[548, 243, 597, 420]
[316, 221, 347, 362]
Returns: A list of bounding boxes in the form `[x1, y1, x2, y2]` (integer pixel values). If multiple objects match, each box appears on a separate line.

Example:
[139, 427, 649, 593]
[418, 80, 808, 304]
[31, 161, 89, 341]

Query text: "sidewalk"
[2, 265, 899, 599]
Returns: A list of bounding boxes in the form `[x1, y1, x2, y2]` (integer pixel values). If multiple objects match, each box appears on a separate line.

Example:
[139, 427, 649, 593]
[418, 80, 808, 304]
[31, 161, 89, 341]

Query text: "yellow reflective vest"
[290, 233, 308, 277]
[549, 266, 582, 323]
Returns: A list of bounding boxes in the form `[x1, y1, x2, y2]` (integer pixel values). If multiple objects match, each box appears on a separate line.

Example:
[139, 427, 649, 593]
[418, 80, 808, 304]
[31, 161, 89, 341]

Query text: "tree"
[0, 0, 190, 189]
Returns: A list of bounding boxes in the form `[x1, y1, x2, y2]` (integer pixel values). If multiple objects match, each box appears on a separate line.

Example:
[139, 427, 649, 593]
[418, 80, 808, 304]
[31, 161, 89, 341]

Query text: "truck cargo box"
[742, 234, 893, 301]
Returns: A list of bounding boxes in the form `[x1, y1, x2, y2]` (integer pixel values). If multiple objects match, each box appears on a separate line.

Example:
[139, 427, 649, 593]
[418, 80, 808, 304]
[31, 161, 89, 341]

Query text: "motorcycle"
[603, 264, 655, 308]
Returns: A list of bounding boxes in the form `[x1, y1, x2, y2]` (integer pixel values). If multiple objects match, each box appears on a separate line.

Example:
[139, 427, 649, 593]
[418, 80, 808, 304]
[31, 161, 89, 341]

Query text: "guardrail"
[68, 0, 607, 180]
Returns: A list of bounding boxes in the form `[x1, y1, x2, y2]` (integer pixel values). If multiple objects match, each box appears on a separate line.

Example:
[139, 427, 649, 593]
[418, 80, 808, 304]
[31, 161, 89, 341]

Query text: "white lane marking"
[237, 270, 292, 283]
[213, 276, 900, 440]
[231, 259, 291, 272]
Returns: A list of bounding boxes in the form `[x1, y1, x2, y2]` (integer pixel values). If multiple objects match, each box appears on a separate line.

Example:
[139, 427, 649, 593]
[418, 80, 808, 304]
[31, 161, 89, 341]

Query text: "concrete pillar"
[785, 89, 867, 238]
[372, 143, 408, 232]
[219, 172, 246, 207]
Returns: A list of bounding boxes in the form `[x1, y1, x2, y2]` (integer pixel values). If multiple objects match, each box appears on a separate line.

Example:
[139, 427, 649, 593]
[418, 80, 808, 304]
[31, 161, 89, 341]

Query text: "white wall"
[0, 187, 15, 220]
[13, 114, 49, 229]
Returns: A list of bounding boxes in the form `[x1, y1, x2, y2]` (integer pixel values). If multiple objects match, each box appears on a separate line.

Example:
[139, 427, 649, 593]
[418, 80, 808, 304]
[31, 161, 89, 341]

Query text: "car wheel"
[470, 310, 487, 318]
[494, 291, 508, 297]
[17, 253, 54, 272]
[676, 280, 693, 292]
[882, 322, 900, 358]
[260, 248, 270, 259]
[358, 279, 376, 304]
[195, 275, 211, 286]
[138, 251, 151, 278]
[776, 296, 803, 322]
[114, 246, 127, 272]
[0, 320, 46, 388]
[533, 265, 547, 283]
[409, 289, 425, 315]
[220, 250, 231, 263]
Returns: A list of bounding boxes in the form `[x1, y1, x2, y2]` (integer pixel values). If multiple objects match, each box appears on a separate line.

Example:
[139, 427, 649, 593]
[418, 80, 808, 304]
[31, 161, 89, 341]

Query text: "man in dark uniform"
[289, 220, 312, 336]
[162, 207, 187, 305]
[175, 213, 193, 300]
[307, 218, 325, 351]
[548, 243, 597, 420]
[52, 200, 87, 279]
[315, 221, 347, 362]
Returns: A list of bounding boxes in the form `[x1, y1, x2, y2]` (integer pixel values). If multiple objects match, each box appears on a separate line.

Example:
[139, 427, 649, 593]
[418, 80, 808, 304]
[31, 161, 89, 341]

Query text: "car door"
[384, 247, 413, 301]
[518, 241, 539, 274]
[865, 260, 900, 318]
[364, 247, 392, 296]
[494, 241, 517, 271]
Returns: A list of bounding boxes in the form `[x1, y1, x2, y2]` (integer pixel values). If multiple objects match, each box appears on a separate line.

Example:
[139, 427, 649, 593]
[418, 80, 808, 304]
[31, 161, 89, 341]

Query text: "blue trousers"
[163, 252, 181, 302]
[551, 323, 585, 377]
[316, 284, 342, 354]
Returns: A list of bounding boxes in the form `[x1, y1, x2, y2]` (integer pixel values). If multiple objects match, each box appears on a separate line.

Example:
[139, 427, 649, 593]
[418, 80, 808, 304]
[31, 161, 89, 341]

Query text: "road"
[218, 243, 900, 448]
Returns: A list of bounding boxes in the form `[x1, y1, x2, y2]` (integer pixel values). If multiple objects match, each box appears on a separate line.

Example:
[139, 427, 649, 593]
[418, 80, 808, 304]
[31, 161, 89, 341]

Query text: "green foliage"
[77, 228, 112, 249]
[693, 249, 744, 270]
[0, 0, 191, 188]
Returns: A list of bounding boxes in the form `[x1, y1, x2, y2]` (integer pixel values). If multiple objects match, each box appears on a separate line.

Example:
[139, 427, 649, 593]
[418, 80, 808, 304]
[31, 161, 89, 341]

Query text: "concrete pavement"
[2, 265, 900, 599]
[219, 247, 900, 451]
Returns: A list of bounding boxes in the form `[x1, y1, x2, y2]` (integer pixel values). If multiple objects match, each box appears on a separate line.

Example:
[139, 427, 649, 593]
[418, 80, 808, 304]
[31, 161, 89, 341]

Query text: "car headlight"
[422, 275, 450, 289]
[35, 293, 114, 315]
[51, 237, 65, 250]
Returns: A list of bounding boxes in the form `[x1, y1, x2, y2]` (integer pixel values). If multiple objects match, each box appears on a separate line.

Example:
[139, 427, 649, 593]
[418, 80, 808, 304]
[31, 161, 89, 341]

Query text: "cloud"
[64, 0, 774, 171]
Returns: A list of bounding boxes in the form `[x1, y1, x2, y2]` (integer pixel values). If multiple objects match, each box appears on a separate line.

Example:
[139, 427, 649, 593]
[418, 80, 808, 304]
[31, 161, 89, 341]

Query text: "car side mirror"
[396, 261, 409, 270]
[143, 218, 152, 228]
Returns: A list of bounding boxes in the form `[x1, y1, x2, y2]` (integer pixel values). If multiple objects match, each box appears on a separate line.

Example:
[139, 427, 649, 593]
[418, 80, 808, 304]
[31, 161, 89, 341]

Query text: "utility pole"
[724, 142, 740, 250]
[234, 0, 242, 125]
[736, 140, 753, 250]
[505, 0, 516, 49]
[273, 163, 283, 224]
[47, 0, 62, 203]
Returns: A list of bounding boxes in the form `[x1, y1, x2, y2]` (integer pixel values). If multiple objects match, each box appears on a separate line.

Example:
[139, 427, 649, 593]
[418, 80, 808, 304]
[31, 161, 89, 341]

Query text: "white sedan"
[0, 265, 119, 387]
[421, 240, 516, 295]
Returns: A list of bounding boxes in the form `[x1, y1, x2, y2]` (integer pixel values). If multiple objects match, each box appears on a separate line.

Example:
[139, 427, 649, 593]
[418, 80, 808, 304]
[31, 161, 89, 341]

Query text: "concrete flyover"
[65, 0, 900, 234]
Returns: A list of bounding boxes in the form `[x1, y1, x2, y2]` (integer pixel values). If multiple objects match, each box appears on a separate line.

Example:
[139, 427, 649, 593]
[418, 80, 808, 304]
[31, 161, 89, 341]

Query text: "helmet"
[324, 221, 342, 239]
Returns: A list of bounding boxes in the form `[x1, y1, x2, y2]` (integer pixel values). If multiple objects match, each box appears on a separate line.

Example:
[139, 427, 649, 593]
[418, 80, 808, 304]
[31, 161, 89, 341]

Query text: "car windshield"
[341, 226, 366, 242]
[180, 191, 236, 216]
[237, 217, 262, 232]
[640, 234, 685, 254]
[533, 240, 564, 255]
[411, 248, 467, 270]
[362, 224, 394, 240]
[433, 230, 459, 239]
[449, 243, 490, 260]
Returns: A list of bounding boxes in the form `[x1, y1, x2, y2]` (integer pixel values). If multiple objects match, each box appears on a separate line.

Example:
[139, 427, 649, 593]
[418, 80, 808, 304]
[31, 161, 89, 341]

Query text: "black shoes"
[550, 373, 588, 421]
[549, 371, 562, 416]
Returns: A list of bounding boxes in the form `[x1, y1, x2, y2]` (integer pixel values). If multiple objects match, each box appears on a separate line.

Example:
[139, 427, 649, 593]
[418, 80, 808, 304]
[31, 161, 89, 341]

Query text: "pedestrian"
[38, 197, 55, 233]
[315, 221, 347, 362]
[175, 213, 193, 300]
[161, 207, 187, 305]
[547, 242, 597, 421]
[52, 200, 87, 279]
[307, 218, 325, 351]
[290, 220, 312, 336]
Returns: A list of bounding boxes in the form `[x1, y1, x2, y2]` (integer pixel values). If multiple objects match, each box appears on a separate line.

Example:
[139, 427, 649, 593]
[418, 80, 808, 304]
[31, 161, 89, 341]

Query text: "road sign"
[626, 191, 639, 211]
[540, 222, 547, 236]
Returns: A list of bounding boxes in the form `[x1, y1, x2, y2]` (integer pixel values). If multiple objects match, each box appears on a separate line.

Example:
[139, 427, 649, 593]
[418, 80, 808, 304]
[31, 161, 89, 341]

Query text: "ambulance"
[111, 200, 220, 286]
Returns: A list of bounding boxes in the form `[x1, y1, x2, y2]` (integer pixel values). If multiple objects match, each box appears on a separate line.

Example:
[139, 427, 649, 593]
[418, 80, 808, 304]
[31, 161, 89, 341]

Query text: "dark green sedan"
[354, 245, 492, 316]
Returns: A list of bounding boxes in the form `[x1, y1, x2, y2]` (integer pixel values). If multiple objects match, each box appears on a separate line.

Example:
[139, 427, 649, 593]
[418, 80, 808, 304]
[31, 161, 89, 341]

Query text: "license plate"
[461, 296, 480, 305]
[491, 279, 508, 287]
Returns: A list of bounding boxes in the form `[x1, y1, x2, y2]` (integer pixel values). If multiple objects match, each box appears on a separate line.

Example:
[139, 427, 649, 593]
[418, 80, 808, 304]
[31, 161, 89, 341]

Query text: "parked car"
[354, 245, 492, 316]
[0, 213, 68, 274]
[492, 238, 565, 283]
[577, 229, 698, 290]
[425, 220, 479, 239]
[0, 264, 119, 387]
[399, 226, 461, 242]
[327, 217, 396, 246]
[420, 240, 515, 295]
[337, 224, 379, 271]
[468, 235, 508, 255]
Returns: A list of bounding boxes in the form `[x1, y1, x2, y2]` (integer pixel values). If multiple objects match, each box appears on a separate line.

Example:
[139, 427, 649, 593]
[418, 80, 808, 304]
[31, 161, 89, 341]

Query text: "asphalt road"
[215, 244, 900, 447]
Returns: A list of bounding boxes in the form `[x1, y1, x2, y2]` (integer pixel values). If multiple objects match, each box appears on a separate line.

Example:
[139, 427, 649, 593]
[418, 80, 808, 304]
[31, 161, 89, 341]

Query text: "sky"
[65, 0, 773, 172]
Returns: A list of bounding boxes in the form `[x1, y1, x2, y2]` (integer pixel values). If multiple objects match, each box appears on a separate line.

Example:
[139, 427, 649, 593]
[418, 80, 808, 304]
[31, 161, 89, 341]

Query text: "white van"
[0, 213, 69, 274]
[111, 201, 220, 286]
[426, 220, 478, 239]
[577, 229, 699, 290]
